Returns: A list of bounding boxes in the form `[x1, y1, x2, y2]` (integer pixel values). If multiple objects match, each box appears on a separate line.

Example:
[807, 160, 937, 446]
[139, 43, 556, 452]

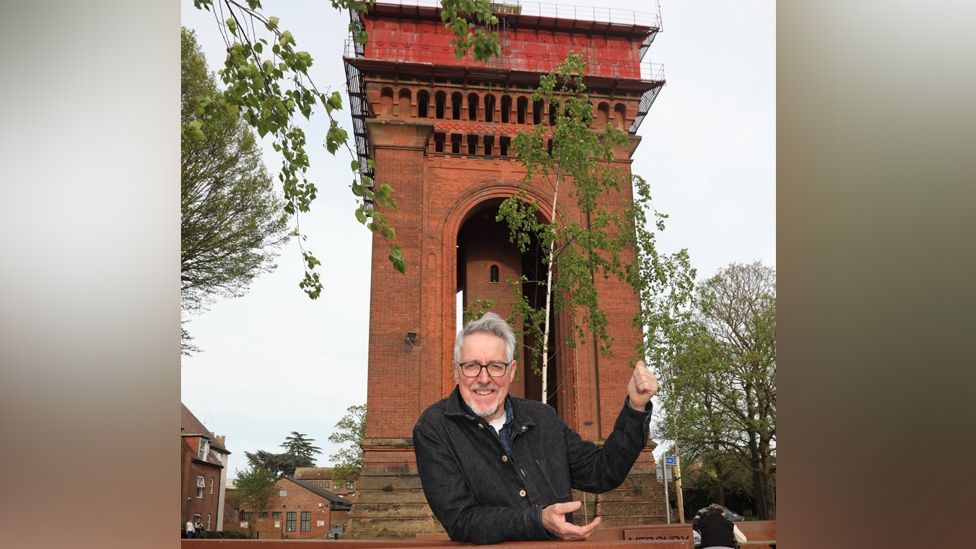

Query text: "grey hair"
[453, 312, 515, 363]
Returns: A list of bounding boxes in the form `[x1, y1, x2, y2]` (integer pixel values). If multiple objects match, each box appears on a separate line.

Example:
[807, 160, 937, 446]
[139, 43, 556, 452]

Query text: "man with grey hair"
[413, 312, 659, 544]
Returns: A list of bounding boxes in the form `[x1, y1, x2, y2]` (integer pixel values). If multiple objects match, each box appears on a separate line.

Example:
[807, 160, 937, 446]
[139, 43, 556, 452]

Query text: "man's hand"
[627, 360, 659, 411]
[541, 501, 601, 541]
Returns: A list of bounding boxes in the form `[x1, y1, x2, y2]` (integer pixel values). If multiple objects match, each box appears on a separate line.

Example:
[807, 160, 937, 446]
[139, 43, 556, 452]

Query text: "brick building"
[342, 1, 669, 538]
[294, 466, 359, 503]
[180, 403, 230, 534]
[237, 476, 352, 539]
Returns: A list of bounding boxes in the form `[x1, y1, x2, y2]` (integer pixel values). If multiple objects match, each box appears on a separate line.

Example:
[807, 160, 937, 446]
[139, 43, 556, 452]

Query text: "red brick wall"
[241, 479, 345, 539]
[181, 440, 222, 532]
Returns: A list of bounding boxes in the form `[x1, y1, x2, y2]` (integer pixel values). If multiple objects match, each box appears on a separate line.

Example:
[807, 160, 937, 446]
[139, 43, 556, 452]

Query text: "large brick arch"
[440, 184, 557, 398]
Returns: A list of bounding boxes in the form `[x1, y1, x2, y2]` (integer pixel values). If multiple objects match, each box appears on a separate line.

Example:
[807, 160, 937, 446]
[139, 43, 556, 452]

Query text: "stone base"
[343, 439, 442, 539]
[573, 448, 671, 527]
[346, 444, 668, 539]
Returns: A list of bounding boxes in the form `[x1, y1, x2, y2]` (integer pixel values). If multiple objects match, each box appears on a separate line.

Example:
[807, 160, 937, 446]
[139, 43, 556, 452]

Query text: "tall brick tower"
[342, 1, 667, 538]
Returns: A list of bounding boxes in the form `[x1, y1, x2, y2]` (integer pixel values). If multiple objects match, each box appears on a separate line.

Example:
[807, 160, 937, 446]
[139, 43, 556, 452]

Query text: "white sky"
[180, 0, 775, 477]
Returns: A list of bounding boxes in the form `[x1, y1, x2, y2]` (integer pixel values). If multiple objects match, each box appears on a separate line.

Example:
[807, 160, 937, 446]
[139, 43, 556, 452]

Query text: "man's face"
[455, 332, 517, 422]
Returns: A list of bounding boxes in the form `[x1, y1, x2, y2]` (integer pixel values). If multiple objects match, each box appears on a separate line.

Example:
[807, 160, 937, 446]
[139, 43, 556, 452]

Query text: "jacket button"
[501, 455, 508, 462]
[518, 489, 527, 497]
[477, 423, 484, 429]
[521, 425, 527, 431]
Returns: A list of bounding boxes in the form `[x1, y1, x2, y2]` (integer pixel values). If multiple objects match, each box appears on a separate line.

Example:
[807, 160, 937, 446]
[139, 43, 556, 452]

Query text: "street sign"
[655, 460, 673, 481]
[665, 455, 677, 466]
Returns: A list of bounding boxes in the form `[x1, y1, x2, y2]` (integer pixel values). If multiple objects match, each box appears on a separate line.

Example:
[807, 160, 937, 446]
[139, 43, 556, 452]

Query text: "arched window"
[548, 101, 559, 125]
[467, 92, 479, 121]
[613, 103, 627, 128]
[490, 264, 499, 283]
[596, 102, 610, 129]
[484, 94, 496, 122]
[532, 99, 544, 125]
[379, 87, 394, 117]
[434, 91, 446, 119]
[517, 96, 528, 124]
[451, 92, 463, 120]
[417, 90, 430, 118]
[500, 95, 512, 123]
[398, 88, 412, 117]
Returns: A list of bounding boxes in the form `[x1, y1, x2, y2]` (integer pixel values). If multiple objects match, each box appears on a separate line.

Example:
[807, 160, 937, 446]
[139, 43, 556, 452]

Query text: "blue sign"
[665, 455, 677, 466]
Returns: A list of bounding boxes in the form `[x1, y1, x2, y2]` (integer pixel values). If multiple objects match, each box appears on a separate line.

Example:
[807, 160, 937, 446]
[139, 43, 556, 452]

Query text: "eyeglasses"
[455, 360, 513, 378]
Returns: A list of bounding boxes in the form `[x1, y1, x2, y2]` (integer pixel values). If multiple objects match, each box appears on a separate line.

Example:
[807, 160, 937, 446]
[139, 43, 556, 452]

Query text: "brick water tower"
[341, 1, 668, 538]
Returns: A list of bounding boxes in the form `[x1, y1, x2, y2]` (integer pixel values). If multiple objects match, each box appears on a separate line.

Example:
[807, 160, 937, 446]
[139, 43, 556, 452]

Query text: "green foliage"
[657, 262, 777, 518]
[462, 299, 496, 324]
[189, 0, 500, 297]
[498, 52, 693, 382]
[245, 431, 321, 477]
[235, 464, 277, 512]
[327, 404, 366, 485]
[281, 431, 322, 461]
[181, 28, 290, 354]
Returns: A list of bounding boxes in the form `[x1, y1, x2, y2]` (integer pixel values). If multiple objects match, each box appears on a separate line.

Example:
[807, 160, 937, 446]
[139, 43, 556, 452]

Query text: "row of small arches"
[427, 132, 562, 158]
[376, 87, 628, 128]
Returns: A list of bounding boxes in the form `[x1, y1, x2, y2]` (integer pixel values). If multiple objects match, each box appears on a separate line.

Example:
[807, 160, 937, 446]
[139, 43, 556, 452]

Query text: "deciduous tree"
[181, 27, 290, 354]
[327, 403, 365, 485]
[658, 262, 776, 518]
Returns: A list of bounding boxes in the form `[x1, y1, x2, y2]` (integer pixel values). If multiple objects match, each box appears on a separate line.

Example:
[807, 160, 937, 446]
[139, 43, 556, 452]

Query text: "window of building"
[451, 92, 462, 120]
[532, 99, 543, 125]
[272, 512, 282, 520]
[435, 91, 446, 119]
[286, 511, 296, 532]
[434, 132, 445, 153]
[207, 514, 212, 530]
[300, 511, 311, 532]
[259, 511, 269, 518]
[490, 265, 499, 283]
[451, 134, 461, 154]
[467, 134, 478, 155]
[500, 136, 511, 157]
[517, 96, 528, 124]
[197, 438, 209, 460]
[467, 92, 479, 121]
[209, 477, 214, 494]
[484, 94, 495, 122]
[417, 90, 430, 118]
[346, 481, 355, 490]
[279, 489, 287, 497]
[483, 135, 494, 156]
[501, 95, 511, 123]
[196, 476, 205, 498]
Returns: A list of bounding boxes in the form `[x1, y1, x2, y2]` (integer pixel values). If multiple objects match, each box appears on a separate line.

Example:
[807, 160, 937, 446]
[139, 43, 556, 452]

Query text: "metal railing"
[368, 0, 661, 29]
[344, 37, 664, 83]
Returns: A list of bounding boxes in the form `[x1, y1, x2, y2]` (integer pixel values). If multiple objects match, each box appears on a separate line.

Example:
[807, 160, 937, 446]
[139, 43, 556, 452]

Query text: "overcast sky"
[180, 0, 775, 477]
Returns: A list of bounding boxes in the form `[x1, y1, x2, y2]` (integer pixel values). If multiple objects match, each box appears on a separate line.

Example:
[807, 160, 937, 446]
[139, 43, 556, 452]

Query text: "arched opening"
[455, 200, 559, 409]
[613, 103, 627, 128]
[517, 96, 528, 124]
[434, 91, 446, 119]
[467, 92, 480, 121]
[500, 95, 511, 123]
[595, 102, 610, 129]
[548, 101, 559, 126]
[484, 94, 496, 122]
[451, 92, 463, 120]
[378, 87, 394, 118]
[532, 99, 544, 125]
[417, 90, 430, 118]
[397, 88, 412, 117]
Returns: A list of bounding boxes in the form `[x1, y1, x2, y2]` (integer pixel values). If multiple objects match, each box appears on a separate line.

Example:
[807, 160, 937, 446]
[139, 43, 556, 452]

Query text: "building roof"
[293, 466, 334, 480]
[181, 403, 229, 465]
[285, 477, 352, 509]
